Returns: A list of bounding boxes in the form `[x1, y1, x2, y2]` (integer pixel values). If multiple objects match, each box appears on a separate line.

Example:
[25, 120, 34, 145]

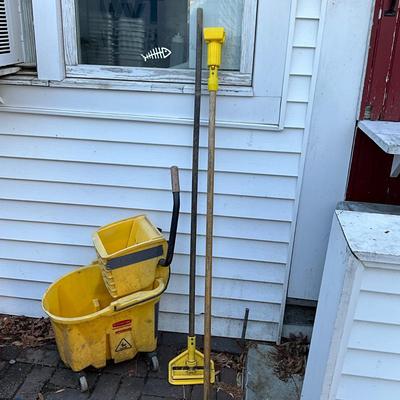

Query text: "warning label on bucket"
[112, 319, 132, 330]
[115, 338, 132, 352]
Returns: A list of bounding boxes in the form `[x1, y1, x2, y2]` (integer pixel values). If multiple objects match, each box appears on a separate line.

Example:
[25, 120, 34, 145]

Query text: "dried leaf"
[269, 333, 309, 381]
[211, 351, 243, 373]
[210, 351, 245, 400]
[215, 382, 243, 400]
[0, 314, 54, 348]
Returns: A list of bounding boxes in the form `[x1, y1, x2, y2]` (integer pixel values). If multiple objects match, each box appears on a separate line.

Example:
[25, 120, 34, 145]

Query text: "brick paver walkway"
[0, 333, 241, 400]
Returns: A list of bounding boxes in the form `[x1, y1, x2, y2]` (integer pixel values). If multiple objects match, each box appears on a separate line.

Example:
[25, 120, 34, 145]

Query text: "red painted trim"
[347, 0, 400, 203]
[360, 0, 400, 120]
[382, 10, 400, 120]
[360, 0, 385, 119]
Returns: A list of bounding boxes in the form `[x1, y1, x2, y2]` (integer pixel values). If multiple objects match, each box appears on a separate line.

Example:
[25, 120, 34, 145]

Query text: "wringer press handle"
[159, 166, 180, 267]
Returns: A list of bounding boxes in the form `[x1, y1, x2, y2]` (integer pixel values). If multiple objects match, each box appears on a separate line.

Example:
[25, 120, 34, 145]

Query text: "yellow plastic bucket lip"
[42, 264, 166, 325]
[93, 214, 164, 260]
[92, 234, 108, 260]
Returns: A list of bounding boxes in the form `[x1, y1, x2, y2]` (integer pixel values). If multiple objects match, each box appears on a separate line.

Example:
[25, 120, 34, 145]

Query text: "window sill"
[0, 74, 254, 97]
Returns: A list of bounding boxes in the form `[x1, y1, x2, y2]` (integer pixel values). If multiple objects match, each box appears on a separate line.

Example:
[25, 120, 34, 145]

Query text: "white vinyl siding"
[335, 262, 400, 400]
[302, 209, 400, 399]
[0, 0, 324, 341]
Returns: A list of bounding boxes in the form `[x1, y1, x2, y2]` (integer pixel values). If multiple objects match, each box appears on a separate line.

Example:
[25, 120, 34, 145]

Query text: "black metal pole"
[241, 308, 250, 346]
[189, 8, 203, 338]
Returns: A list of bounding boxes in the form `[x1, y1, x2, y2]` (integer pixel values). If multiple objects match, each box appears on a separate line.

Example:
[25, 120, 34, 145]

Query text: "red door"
[346, 0, 400, 203]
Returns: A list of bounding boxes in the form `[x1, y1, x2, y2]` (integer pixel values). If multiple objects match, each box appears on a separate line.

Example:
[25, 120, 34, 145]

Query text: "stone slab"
[0, 362, 32, 399]
[17, 347, 60, 367]
[0, 360, 8, 374]
[45, 388, 89, 400]
[245, 344, 303, 400]
[0, 345, 22, 361]
[15, 365, 55, 400]
[220, 367, 237, 386]
[191, 385, 217, 400]
[89, 373, 120, 400]
[106, 356, 148, 378]
[47, 368, 98, 392]
[147, 346, 178, 379]
[141, 397, 176, 400]
[114, 376, 144, 400]
[143, 377, 186, 398]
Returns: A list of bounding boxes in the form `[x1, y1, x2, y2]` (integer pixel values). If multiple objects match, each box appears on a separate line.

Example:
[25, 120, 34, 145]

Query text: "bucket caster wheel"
[146, 352, 159, 372]
[78, 373, 89, 392]
[150, 355, 159, 372]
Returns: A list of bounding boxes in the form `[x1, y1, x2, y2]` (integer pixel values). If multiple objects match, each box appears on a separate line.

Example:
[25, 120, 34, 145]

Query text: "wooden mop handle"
[203, 27, 225, 400]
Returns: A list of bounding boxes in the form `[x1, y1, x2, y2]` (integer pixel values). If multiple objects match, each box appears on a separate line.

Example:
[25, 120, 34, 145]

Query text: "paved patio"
[0, 332, 242, 400]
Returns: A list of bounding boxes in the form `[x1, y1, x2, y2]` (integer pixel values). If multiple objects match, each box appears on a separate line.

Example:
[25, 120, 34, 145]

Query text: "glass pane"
[76, 0, 244, 70]
[189, 0, 244, 70]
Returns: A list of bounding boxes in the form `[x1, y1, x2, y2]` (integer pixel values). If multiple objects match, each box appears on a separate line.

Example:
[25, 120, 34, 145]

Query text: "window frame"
[20, 0, 294, 129]
[20, 0, 37, 66]
[61, 0, 257, 86]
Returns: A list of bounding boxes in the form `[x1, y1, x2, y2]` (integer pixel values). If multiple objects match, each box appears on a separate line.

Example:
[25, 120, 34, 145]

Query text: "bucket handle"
[159, 166, 180, 266]
[112, 278, 166, 312]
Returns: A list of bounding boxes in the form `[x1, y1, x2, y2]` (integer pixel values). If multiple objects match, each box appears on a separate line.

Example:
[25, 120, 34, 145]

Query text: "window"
[25, 0, 293, 127]
[62, 0, 257, 85]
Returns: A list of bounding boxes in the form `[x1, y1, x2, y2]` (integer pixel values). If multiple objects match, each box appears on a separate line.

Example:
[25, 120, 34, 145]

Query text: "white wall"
[288, 0, 374, 300]
[0, 0, 323, 341]
[301, 213, 362, 399]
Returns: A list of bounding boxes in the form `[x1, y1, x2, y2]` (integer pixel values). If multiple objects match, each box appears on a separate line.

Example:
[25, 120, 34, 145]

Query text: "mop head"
[168, 346, 215, 385]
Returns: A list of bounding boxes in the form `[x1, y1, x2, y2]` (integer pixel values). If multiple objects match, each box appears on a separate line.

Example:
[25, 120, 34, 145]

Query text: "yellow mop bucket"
[42, 262, 169, 372]
[42, 167, 180, 391]
[42, 167, 180, 382]
[93, 214, 167, 298]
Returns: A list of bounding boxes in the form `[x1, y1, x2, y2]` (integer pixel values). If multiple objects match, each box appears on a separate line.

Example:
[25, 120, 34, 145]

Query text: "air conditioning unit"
[0, 0, 23, 68]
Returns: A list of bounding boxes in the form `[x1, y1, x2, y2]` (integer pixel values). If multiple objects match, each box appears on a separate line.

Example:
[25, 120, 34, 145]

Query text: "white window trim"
[61, 0, 257, 86]
[32, 0, 65, 80]
[13, 0, 294, 130]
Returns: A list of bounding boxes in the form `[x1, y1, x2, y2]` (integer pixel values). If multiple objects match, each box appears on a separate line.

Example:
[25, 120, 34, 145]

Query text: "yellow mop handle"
[204, 28, 225, 91]
[203, 26, 225, 400]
